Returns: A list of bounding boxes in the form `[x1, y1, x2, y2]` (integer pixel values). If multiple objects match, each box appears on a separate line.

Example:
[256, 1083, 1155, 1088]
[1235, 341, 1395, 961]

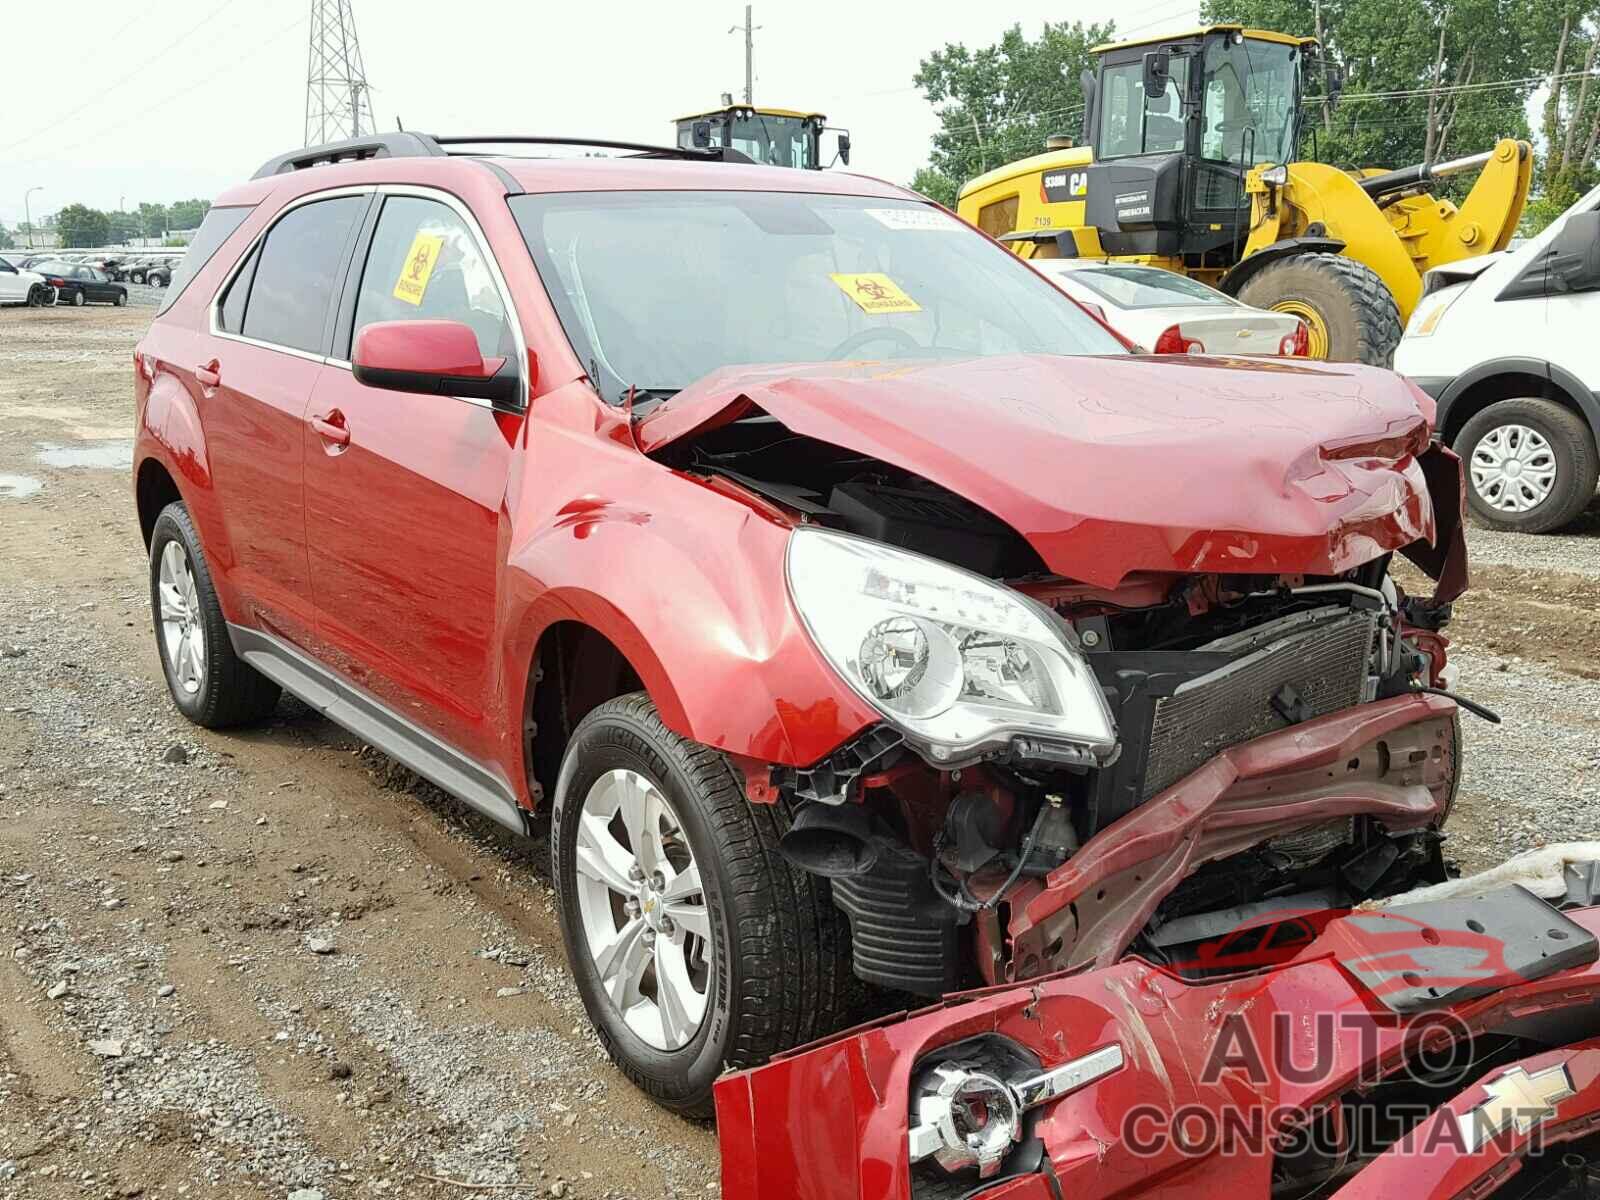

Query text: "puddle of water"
[35, 440, 134, 470]
[0, 474, 43, 499]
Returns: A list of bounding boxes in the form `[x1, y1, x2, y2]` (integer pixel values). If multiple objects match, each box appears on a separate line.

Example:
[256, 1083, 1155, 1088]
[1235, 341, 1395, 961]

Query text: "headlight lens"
[1408, 285, 1462, 336]
[787, 528, 1116, 764]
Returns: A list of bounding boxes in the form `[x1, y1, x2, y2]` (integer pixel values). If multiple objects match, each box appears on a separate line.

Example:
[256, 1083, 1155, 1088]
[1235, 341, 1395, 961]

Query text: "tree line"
[910, 5, 1600, 231]
[3, 199, 213, 250]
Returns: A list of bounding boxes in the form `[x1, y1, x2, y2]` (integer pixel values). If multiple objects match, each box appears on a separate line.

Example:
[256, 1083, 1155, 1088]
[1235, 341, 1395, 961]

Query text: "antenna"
[305, 0, 376, 146]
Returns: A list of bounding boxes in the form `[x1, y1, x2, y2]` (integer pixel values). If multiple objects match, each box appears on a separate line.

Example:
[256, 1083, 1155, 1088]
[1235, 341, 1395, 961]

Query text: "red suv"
[134, 132, 1471, 1117]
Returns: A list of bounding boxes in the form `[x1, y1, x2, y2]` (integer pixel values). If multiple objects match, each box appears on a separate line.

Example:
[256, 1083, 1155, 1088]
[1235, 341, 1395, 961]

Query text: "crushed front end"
[718, 879, 1600, 1199]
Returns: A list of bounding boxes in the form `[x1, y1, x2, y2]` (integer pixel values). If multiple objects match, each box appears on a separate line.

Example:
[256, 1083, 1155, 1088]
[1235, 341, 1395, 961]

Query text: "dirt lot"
[1, 304, 1598, 1198]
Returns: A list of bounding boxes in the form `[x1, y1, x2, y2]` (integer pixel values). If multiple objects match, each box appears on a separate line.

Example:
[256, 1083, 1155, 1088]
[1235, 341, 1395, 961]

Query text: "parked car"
[1030, 259, 1310, 356]
[0, 254, 56, 306]
[33, 261, 128, 306]
[144, 257, 179, 287]
[133, 131, 1468, 1122]
[1397, 181, 1600, 532]
[124, 256, 154, 283]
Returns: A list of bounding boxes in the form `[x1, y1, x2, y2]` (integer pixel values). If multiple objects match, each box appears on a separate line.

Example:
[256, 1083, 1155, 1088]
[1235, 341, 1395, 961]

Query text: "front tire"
[551, 694, 852, 1118]
[148, 502, 281, 727]
[26, 286, 46, 307]
[1236, 252, 1403, 366]
[1453, 397, 1599, 533]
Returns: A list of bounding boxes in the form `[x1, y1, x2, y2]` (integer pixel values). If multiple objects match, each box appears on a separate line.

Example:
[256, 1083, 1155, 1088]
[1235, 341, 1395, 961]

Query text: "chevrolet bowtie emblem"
[1458, 1064, 1575, 1151]
[1236, 329, 1253, 338]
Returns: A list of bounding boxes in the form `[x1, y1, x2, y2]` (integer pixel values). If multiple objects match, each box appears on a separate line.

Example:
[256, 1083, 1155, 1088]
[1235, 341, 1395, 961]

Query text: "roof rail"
[251, 132, 751, 180]
[252, 131, 445, 179]
[429, 135, 751, 163]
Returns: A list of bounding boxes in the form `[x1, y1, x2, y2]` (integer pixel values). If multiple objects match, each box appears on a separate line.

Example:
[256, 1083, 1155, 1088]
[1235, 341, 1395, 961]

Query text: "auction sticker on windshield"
[393, 232, 444, 305]
[863, 208, 960, 232]
[830, 272, 922, 314]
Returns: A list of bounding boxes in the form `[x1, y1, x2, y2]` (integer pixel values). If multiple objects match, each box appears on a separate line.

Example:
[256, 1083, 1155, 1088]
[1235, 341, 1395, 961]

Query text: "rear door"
[302, 188, 523, 760]
[203, 190, 370, 647]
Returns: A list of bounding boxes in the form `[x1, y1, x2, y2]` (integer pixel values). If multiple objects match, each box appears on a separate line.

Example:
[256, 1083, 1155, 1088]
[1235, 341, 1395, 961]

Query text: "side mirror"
[1142, 48, 1171, 101]
[691, 120, 713, 149]
[836, 130, 851, 165]
[352, 319, 521, 408]
[1550, 210, 1600, 292]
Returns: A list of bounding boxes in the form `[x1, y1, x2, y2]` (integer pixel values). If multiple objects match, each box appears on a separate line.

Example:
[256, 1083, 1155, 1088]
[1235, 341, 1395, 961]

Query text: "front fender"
[502, 424, 877, 771]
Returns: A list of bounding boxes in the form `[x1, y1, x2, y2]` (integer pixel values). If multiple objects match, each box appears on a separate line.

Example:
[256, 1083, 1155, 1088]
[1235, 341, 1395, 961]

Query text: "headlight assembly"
[786, 528, 1117, 767]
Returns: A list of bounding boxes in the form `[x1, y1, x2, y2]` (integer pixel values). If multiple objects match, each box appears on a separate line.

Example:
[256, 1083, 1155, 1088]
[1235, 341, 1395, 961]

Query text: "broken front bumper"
[716, 900, 1600, 1200]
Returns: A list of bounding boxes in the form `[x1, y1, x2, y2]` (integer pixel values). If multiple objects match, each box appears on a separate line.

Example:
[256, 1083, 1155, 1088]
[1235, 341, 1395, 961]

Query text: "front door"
[302, 190, 521, 761]
[201, 192, 369, 647]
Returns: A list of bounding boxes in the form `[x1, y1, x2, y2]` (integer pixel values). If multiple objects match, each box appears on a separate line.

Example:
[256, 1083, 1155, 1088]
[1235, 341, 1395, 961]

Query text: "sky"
[0, 0, 1202, 230]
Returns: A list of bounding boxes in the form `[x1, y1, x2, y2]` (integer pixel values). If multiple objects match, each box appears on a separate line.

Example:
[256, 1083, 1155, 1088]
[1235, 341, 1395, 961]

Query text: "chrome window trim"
[209, 182, 528, 412]
[208, 185, 373, 362]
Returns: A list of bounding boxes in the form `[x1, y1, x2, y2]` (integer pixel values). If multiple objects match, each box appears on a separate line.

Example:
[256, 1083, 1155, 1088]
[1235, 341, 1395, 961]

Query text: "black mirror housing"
[837, 131, 851, 166]
[1142, 49, 1171, 101]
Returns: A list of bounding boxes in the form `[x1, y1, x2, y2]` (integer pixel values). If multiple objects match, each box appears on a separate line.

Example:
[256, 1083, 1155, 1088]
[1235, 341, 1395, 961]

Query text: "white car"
[0, 254, 56, 307]
[1029, 259, 1308, 356]
[1396, 182, 1600, 533]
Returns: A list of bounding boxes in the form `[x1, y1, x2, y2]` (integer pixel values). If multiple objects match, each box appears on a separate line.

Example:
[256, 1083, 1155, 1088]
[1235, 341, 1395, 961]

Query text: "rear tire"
[1452, 398, 1599, 533]
[71, 290, 85, 307]
[149, 502, 281, 728]
[114, 292, 126, 307]
[1236, 252, 1403, 366]
[26, 286, 46, 307]
[551, 693, 853, 1118]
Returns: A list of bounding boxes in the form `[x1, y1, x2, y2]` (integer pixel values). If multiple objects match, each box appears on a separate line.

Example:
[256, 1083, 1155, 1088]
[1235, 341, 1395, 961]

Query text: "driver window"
[350, 195, 510, 362]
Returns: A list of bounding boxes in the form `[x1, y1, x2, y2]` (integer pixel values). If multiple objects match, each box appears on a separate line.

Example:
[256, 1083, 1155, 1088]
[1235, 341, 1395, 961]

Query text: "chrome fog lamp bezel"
[911, 1064, 1021, 1177]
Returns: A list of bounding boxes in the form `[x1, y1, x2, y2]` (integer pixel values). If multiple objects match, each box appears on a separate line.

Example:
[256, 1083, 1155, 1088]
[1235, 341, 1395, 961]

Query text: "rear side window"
[240, 195, 365, 355]
[155, 204, 252, 317]
[218, 245, 258, 333]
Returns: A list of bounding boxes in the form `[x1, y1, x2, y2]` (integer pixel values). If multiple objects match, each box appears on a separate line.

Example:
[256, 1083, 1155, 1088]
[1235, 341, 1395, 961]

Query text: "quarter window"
[349, 195, 510, 362]
[240, 195, 365, 355]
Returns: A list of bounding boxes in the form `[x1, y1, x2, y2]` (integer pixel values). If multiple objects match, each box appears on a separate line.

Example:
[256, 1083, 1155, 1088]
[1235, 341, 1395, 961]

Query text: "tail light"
[1153, 324, 1204, 355]
[47, 277, 66, 287]
[1279, 321, 1310, 356]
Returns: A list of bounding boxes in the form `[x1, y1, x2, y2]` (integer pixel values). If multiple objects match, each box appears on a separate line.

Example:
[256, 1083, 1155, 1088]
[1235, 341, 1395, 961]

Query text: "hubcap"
[1470, 423, 1557, 513]
[157, 541, 207, 696]
[573, 769, 711, 1051]
[1271, 300, 1330, 359]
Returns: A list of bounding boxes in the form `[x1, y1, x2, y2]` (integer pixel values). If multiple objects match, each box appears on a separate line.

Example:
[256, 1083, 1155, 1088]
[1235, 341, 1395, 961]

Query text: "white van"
[1396, 184, 1600, 533]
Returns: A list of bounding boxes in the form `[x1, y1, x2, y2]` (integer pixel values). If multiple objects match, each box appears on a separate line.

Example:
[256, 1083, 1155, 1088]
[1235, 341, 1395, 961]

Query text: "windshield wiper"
[617, 385, 677, 408]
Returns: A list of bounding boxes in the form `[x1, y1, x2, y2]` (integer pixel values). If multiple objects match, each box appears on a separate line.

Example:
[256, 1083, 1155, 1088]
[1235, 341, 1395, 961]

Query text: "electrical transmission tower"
[304, 0, 375, 146]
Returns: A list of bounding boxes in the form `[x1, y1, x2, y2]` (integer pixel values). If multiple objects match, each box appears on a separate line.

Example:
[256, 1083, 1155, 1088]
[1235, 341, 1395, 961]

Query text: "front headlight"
[786, 528, 1116, 766]
[1407, 285, 1463, 336]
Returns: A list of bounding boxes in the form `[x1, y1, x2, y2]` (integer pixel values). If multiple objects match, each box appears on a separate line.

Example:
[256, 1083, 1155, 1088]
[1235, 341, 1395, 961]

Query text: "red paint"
[716, 906, 1600, 1200]
[637, 355, 1447, 591]
[352, 318, 493, 377]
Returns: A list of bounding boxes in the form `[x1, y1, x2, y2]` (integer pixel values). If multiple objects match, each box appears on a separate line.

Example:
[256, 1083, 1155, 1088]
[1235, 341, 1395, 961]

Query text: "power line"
[1306, 67, 1600, 105]
[1, 0, 254, 154]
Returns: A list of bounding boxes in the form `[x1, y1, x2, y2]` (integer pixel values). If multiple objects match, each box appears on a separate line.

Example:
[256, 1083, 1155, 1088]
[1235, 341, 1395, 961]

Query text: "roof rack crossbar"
[252, 132, 446, 179]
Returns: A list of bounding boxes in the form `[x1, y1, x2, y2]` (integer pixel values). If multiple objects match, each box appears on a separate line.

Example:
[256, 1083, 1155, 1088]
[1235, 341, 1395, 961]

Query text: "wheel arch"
[1436, 358, 1600, 448]
[135, 456, 183, 547]
[1218, 236, 1347, 297]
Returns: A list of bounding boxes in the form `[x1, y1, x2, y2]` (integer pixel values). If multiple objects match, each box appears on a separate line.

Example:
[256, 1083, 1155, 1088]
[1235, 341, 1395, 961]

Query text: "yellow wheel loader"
[674, 105, 850, 170]
[955, 26, 1532, 364]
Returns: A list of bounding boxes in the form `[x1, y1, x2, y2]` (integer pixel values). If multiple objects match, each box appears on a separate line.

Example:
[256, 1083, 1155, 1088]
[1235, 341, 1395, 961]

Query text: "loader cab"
[1083, 27, 1316, 262]
[673, 106, 843, 170]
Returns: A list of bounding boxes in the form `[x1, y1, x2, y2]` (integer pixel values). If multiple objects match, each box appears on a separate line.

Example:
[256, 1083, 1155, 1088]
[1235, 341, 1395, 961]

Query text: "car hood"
[637, 353, 1445, 589]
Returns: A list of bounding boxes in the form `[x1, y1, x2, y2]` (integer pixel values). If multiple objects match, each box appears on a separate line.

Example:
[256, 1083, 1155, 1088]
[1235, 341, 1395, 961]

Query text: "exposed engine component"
[830, 842, 963, 996]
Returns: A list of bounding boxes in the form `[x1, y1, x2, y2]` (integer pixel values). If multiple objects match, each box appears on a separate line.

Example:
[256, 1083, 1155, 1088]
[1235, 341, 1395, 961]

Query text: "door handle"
[309, 410, 351, 447]
[194, 360, 220, 389]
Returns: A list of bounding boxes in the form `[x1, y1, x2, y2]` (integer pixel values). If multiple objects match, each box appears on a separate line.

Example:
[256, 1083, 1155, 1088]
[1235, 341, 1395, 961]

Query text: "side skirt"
[228, 624, 530, 837]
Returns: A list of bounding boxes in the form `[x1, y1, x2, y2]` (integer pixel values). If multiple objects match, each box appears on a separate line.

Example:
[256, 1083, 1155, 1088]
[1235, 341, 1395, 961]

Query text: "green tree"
[166, 198, 211, 232]
[136, 201, 170, 241]
[1201, 0, 1536, 172]
[913, 21, 1112, 198]
[57, 203, 112, 248]
[1532, 4, 1600, 228]
[0, 223, 14, 250]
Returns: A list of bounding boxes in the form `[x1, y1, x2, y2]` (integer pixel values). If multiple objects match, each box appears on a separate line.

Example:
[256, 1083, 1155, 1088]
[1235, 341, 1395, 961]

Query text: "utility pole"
[305, 0, 375, 146]
[24, 186, 42, 250]
[729, 5, 759, 105]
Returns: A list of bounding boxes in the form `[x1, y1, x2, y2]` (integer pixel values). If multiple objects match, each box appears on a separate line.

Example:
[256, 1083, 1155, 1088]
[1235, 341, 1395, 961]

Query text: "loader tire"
[1236, 252, 1403, 366]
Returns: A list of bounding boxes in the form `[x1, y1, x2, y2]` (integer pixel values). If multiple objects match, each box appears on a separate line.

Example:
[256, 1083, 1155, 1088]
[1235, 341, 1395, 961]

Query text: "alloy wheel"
[157, 541, 207, 696]
[573, 768, 711, 1051]
[1470, 423, 1557, 514]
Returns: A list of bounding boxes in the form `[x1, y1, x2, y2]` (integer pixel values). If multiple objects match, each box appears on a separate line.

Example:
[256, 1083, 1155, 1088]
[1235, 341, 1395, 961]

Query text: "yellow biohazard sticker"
[829, 272, 922, 314]
[392, 232, 445, 306]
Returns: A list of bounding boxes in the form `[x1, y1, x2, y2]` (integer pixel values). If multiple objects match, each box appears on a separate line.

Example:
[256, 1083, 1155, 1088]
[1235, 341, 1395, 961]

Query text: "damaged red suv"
[135, 133, 1475, 1131]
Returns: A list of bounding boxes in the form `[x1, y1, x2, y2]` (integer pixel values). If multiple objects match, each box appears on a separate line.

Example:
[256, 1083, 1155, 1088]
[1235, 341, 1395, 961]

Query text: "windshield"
[684, 113, 818, 169]
[1042, 264, 1236, 310]
[510, 191, 1127, 399]
[1201, 38, 1298, 166]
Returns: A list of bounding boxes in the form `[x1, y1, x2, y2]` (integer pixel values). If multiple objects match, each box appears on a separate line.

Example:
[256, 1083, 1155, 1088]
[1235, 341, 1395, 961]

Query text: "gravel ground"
[0, 303, 1596, 1196]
